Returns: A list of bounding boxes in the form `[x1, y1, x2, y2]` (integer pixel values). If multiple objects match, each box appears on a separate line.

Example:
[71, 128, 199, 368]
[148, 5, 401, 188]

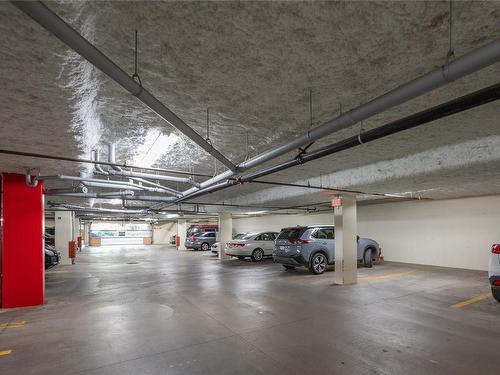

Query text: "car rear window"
[277, 228, 305, 240]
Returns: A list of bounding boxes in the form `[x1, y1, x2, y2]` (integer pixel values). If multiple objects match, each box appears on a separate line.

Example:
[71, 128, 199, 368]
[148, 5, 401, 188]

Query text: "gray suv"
[273, 225, 381, 274]
[185, 231, 218, 251]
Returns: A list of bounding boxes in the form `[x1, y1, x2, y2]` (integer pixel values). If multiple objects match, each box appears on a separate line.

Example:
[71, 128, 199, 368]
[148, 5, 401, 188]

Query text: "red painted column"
[1, 173, 44, 308]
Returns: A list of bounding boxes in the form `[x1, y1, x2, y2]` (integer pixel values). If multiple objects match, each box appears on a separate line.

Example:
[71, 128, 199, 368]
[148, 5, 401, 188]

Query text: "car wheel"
[492, 287, 500, 303]
[251, 248, 264, 262]
[283, 265, 295, 270]
[309, 253, 327, 275]
[201, 243, 210, 251]
[364, 248, 373, 268]
[237, 256, 245, 260]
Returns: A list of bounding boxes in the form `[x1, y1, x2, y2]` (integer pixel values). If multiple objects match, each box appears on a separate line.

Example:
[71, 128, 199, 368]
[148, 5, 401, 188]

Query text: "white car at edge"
[225, 232, 279, 262]
[489, 243, 500, 303]
[211, 233, 247, 256]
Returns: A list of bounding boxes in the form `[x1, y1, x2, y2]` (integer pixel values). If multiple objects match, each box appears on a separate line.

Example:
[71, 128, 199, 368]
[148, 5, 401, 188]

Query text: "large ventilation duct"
[11, 1, 236, 172]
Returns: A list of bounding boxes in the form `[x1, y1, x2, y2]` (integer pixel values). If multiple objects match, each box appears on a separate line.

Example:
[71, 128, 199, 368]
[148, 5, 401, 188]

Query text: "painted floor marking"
[451, 292, 492, 308]
[0, 350, 12, 356]
[359, 270, 418, 282]
[0, 321, 26, 329]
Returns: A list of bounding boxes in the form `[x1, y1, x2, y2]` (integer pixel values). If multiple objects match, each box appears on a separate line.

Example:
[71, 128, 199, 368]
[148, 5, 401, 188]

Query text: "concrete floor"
[1, 245, 499, 374]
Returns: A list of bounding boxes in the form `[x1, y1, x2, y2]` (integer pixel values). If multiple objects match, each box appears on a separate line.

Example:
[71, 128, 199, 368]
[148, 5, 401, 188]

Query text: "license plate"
[279, 246, 288, 251]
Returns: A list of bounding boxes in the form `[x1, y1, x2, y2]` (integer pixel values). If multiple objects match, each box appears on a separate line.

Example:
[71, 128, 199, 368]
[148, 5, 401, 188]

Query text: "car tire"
[492, 287, 500, 303]
[201, 242, 210, 251]
[364, 248, 373, 268]
[251, 248, 264, 262]
[283, 265, 295, 270]
[237, 256, 245, 260]
[309, 252, 327, 275]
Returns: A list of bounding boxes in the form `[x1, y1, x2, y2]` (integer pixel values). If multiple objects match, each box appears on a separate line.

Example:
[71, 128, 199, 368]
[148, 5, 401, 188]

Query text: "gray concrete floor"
[1, 244, 499, 374]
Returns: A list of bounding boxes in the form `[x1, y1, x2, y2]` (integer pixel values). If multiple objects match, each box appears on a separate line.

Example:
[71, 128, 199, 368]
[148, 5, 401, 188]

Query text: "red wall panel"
[1, 173, 44, 308]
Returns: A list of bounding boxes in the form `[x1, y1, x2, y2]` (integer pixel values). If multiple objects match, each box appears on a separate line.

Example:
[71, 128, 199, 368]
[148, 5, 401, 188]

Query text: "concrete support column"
[55, 211, 74, 265]
[218, 212, 232, 260]
[73, 215, 80, 241]
[333, 195, 358, 285]
[83, 223, 91, 246]
[177, 219, 187, 250]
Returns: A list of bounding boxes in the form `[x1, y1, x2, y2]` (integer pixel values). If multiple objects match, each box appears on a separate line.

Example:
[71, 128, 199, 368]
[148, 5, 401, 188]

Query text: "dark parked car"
[489, 243, 500, 302]
[45, 244, 60, 270]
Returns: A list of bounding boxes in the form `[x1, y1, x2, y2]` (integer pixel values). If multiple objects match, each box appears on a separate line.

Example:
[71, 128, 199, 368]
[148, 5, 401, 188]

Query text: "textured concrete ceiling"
[1, 0, 500, 211]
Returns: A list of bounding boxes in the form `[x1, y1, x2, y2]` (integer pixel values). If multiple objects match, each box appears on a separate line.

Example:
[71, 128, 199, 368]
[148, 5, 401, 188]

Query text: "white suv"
[489, 244, 500, 303]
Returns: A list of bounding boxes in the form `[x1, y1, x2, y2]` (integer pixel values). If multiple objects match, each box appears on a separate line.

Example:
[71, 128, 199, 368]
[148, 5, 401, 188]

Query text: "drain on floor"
[126, 262, 139, 264]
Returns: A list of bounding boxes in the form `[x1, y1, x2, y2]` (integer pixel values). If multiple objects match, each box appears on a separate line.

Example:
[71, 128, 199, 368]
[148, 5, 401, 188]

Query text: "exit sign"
[331, 197, 342, 207]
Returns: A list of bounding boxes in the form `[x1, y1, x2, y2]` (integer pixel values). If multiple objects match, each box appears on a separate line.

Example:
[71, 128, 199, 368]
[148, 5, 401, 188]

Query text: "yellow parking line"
[0, 350, 12, 356]
[0, 321, 26, 329]
[451, 292, 492, 309]
[359, 270, 418, 282]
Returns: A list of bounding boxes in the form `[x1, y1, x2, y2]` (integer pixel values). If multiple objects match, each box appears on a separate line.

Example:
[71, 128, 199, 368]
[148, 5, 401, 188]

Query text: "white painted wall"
[233, 195, 500, 271]
[153, 222, 176, 244]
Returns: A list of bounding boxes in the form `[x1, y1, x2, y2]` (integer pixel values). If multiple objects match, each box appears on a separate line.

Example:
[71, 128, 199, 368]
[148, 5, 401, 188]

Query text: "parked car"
[225, 232, 279, 262]
[273, 225, 381, 274]
[211, 233, 248, 255]
[187, 224, 218, 238]
[45, 244, 61, 270]
[185, 231, 218, 251]
[169, 235, 176, 245]
[44, 233, 55, 246]
[489, 244, 500, 302]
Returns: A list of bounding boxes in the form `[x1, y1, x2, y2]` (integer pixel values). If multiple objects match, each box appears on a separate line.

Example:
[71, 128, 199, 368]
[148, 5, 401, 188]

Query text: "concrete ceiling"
[1, 0, 500, 213]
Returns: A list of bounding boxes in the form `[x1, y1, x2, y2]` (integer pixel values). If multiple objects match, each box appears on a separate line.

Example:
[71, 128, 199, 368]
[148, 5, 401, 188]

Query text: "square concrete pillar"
[177, 219, 187, 250]
[333, 195, 358, 285]
[218, 212, 232, 260]
[55, 211, 73, 265]
[73, 216, 80, 242]
[83, 223, 91, 246]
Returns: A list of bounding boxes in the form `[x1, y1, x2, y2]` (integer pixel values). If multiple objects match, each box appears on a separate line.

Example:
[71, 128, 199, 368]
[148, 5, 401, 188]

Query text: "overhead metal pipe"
[240, 81, 500, 182]
[11, 1, 236, 171]
[0, 148, 211, 177]
[178, 37, 500, 197]
[91, 149, 108, 175]
[124, 176, 183, 197]
[107, 169, 195, 185]
[173, 81, 500, 204]
[45, 191, 176, 203]
[238, 38, 500, 170]
[48, 203, 146, 214]
[43, 174, 172, 193]
[80, 181, 144, 191]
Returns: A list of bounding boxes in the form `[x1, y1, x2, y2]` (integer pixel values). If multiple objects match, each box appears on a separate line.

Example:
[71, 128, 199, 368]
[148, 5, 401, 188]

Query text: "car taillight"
[229, 243, 245, 247]
[493, 280, 500, 286]
[290, 238, 310, 244]
[491, 244, 500, 254]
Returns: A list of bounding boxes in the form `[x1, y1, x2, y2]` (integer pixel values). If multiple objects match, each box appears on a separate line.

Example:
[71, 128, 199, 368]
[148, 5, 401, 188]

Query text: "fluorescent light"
[246, 211, 267, 215]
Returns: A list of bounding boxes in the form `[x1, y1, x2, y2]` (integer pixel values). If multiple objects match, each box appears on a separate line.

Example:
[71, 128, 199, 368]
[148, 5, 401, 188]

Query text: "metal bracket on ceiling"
[25, 167, 40, 188]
